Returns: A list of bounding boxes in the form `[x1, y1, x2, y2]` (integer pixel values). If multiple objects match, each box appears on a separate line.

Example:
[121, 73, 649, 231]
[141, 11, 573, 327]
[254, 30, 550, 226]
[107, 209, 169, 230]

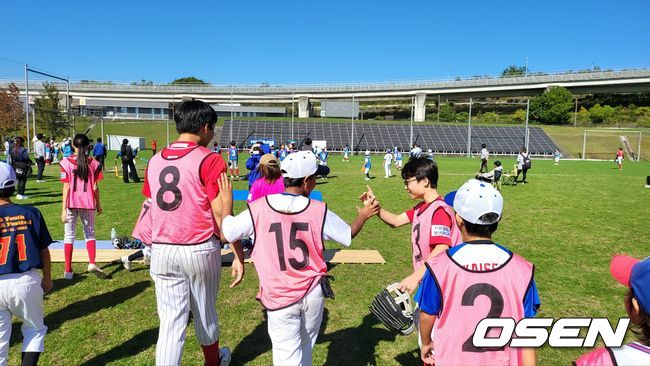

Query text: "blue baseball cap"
[610, 255, 650, 314]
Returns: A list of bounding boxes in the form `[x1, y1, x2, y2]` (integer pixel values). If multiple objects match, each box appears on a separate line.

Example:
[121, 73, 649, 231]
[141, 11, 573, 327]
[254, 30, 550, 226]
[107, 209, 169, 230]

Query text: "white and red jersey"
[407, 197, 462, 270]
[144, 142, 225, 244]
[575, 343, 650, 366]
[60, 155, 103, 210]
[426, 251, 534, 366]
[616, 150, 624, 159]
[248, 196, 328, 310]
[132, 198, 153, 245]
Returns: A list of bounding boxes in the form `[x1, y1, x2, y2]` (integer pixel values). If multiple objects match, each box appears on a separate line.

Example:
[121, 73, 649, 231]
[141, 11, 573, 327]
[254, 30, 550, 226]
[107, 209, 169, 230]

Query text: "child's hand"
[41, 277, 53, 293]
[420, 343, 435, 365]
[399, 272, 421, 294]
[96, 205, 103, 215]
[61, 211, 68, 223]
[218, 172, 233, 204]
[357, 197, 379, 219]
[358, 185, 377, 205]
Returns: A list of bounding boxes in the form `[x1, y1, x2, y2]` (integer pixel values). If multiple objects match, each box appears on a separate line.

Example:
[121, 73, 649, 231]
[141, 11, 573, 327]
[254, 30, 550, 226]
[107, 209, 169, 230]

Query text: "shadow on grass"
[231, 309, 271, 365]
[319, 310, 397, 366]
[394, 348, 421, 366]
[28, 200, 61, 207]
[10, 281, 151, 348]
[78, 327, 158, 366]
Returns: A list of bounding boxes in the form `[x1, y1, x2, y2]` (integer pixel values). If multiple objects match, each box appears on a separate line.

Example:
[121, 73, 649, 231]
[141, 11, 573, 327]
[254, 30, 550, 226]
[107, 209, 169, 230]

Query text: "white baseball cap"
[0, 162, 17, 189]
[281, 150, 328, 178]
[453, 179, 503, 225]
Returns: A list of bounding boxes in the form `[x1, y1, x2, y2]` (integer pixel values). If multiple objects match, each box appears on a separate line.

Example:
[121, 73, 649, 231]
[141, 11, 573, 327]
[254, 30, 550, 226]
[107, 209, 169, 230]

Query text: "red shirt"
[406, 198, 453, 247]
[143, 141, 226, 202]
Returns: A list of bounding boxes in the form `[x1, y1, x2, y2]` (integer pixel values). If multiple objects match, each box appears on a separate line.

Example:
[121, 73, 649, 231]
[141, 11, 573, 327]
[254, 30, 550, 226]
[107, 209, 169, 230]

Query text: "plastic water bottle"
[111, 228, 117, 240]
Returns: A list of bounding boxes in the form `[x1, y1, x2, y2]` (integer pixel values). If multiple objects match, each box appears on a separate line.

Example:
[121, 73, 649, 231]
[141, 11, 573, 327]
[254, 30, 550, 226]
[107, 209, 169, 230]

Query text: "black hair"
[230, 141, 236, 146]
[97, 138, 102, 143]
[401, 158, 439, 188]
[123, 139, 129, 145]
[37, 133, 44, 140]
[73, 134, 91, 182]
[461, 214, 499, 238]
[481, 143, 486, 148]
[0, 187, 15, 198]
[304, 137, 312, 145]
[521, 147, 527, 153]
[494, 160, 502, 167]
[174, 100, 217, 134]
[283, 175, 314, 188]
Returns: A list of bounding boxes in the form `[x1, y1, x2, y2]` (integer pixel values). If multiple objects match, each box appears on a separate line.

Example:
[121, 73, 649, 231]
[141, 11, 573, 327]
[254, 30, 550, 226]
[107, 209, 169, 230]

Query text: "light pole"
[467, 98, 472, 158]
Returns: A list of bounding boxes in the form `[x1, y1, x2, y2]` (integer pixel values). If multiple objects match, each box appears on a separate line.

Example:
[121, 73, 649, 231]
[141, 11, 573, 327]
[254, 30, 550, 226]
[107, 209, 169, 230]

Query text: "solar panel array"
[221, 120, 558, 155]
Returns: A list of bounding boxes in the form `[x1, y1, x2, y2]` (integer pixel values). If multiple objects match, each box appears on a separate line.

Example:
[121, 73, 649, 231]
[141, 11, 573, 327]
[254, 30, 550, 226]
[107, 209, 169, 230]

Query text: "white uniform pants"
[384, 163, 392, 178]
[63, 208, 95, 243]
[0, 270, 47, 365]
[150, 238, 222, 366]
[267, 286, 324, 366]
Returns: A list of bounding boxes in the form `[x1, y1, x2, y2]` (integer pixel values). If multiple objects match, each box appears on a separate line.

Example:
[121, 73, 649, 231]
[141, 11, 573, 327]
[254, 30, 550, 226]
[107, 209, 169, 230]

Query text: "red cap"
[610, 255, 639, 287]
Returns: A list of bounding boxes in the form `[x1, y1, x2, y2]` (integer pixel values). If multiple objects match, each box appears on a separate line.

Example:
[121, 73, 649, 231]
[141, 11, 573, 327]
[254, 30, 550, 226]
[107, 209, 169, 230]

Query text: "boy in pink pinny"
[220, 150, 379, 365]
[60, 134, 106, 279]
[417, 179, 540, 366]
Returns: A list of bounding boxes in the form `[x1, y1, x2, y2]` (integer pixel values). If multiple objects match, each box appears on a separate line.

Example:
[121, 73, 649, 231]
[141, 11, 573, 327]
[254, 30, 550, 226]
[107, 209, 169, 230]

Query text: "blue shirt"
[62, 144, 73, 157]
[92, 142, 106, 157]
[415, 242, 540, 318]
[228, 147, 238, 160]
[279, 149, 287, 161]
[0, 204, 53, 275]
[319, 151, 328, 162]
[396, 151, 403, 161]
[364, 156, 371, 168]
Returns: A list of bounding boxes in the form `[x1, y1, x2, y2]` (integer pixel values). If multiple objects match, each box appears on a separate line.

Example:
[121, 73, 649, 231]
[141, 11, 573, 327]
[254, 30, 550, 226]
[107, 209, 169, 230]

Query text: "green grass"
[7, 149, 650, 365]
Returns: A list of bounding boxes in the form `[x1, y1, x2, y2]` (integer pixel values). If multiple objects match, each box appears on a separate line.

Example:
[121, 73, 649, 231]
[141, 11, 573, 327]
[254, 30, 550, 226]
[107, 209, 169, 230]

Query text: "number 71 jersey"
[147, 145, 217, 244]
[248, 196, 328, 310]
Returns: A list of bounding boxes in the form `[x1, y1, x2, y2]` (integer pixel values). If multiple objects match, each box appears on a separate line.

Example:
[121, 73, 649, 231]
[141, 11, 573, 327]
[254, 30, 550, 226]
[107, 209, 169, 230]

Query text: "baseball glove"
[370, 283, 415, 335]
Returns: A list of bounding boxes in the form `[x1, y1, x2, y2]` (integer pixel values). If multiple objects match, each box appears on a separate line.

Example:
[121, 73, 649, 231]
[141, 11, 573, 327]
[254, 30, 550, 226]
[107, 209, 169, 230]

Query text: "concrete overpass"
[3, 68, 650, 122]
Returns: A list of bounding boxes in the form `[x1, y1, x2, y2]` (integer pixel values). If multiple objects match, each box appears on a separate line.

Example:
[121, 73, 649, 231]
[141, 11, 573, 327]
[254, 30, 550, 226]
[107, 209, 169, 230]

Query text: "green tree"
[530, 86, 574, 124]
[33, 82, 69, 138]
[501, 65, 527, 77]
[511, 109, 527, 123]
[588, 104, 617, 124]
[438, 104, 457, 122]
[0, 83, 24, 136]
[171, 77, 207, 84]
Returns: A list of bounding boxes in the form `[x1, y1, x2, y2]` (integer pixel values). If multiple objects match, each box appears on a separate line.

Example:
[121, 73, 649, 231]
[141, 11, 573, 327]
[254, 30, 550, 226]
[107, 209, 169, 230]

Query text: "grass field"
[5, 151, 650, 365]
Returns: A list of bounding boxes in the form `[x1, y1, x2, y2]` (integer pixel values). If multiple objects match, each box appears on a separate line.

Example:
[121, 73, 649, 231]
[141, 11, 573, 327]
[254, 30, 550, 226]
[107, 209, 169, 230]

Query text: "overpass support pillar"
[414, 93, 426, 122]
[298, 96, 311, 118]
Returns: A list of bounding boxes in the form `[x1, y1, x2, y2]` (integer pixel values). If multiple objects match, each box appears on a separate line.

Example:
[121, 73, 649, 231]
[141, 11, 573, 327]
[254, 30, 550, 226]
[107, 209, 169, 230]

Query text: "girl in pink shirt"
[247, 153, 285, 203]
[60, 134, 105, 279]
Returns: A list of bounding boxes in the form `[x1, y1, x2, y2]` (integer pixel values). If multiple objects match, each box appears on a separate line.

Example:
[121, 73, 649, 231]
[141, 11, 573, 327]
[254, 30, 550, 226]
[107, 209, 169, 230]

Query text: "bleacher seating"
[221, 120, 558, 156]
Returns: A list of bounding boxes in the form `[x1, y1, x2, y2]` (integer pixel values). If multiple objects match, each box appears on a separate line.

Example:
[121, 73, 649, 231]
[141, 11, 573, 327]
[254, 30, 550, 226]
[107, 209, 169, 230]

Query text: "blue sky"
[2, 0, 649, 84]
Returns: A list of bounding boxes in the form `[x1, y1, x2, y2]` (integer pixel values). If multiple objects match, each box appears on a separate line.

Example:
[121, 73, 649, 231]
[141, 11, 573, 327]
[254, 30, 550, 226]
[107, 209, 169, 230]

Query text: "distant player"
[394, 148, 403, 170]
[479, 143, 489, 173]
[363, 150, 372, 180]
[343, 144, 350, 161]
[143, 100, 244, 366]
[0, 161, 53, 366]
[616, 147, 624, 170]
[417, 179, 539, 365]
[220, 150, 379, 365]
[212, 141, 221, 154]
[120, 198, 153, 270]
[228, 141, 239, 180]
[60, 134, 106, 279]
[554, 148, 562, 166]
[278, 144, 288, 161]
[383, 148, 393, 178]
[575, 254, 650, 365]
[318, 148, 329, 179]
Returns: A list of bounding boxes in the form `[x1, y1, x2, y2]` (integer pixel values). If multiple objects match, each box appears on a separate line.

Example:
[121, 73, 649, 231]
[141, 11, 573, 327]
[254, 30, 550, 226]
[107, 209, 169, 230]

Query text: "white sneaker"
[88, 263, 107, 279]
[63, 271, 74, 280]
[121, 256, 131, 271]
[37, 180, 45, 183]
[219, 347, 231, 366]
[365, 177, 370, 181]
[16, 194, 27, 200]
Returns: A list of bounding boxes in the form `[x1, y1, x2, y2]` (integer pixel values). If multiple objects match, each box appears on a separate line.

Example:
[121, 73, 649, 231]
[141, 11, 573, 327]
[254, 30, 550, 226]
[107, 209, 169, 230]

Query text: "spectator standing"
[515, 147, 531, 185]
[92, 138, 106, 171]
[33, 134, 46, 183]
[151, 139, 158, 156]
[10, 137, 32, 200]
[479, 143, 489, 173]
[246, 145, 263, 188]
[120, 139, 140, 183]
[3, 139, 10, 164]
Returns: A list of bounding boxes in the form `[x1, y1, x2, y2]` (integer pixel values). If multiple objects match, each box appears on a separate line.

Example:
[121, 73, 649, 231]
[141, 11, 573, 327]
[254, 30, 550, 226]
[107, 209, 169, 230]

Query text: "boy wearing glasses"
[360, 158, 462, 346]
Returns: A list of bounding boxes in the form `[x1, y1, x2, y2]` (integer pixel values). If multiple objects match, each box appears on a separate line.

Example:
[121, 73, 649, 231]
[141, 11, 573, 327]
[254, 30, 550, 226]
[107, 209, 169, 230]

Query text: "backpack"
[522, 153, 532, 169]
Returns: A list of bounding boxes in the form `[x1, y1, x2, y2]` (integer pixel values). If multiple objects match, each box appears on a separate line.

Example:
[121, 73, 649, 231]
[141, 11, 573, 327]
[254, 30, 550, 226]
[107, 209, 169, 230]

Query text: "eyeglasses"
[403, 178, 418, 186]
